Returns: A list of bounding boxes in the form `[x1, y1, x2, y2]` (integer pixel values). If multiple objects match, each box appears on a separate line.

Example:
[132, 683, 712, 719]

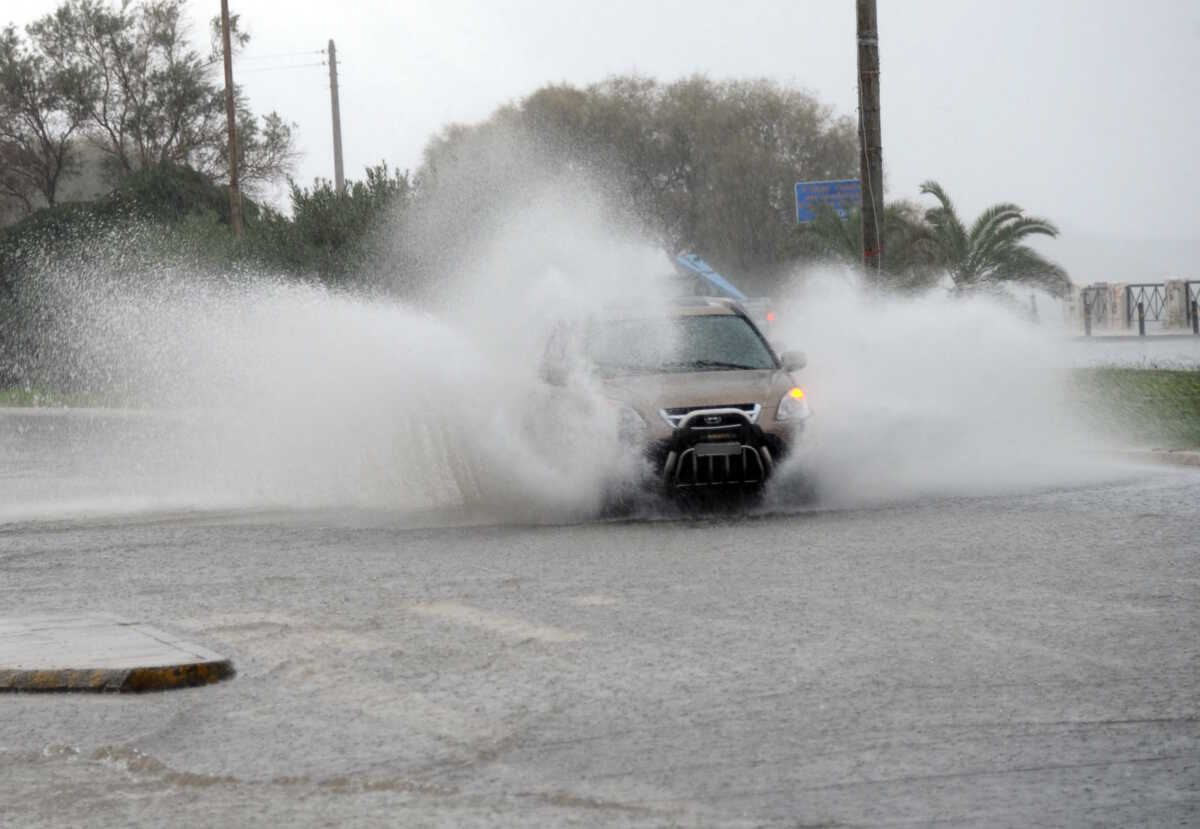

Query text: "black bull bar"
[660, 408, 775, 490]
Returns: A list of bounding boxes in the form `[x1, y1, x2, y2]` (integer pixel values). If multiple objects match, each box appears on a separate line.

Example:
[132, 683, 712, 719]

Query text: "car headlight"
[611, 402, 647, 443]
[775, 387, 811, 422]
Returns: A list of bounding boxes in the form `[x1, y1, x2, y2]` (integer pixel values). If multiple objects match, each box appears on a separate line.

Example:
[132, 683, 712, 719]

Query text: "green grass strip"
[1073, 368, 1200, 449]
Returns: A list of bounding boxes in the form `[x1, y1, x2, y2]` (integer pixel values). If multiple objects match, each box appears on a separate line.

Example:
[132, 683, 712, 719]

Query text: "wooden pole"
[220, 0, 243, 238]
[328, 39, 345, 195]
[856, 0, 883, 274]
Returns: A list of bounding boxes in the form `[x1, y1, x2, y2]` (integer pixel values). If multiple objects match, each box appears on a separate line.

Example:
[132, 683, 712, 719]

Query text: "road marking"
[569, 594, 622, 607]
[410, 602, 584, 643]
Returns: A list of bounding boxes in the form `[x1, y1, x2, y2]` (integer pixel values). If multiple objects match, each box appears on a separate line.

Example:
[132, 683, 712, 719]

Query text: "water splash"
[2, 175, 1126, 524]
[3, 185, 673, 523]
[764, 268, 1119, 509]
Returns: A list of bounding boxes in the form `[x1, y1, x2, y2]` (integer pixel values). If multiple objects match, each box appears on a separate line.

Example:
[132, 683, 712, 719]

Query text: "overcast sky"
[9, 0, 1200, 280]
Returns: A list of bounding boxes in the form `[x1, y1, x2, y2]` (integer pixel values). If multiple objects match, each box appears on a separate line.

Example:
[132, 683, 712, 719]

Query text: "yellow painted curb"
[0, 662, 234, 693]
[0, 614, 234, 693]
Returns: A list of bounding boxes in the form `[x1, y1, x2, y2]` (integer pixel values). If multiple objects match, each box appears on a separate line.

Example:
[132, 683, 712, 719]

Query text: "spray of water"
[2, 145, 1124, 523]
[764, 268, 1118, 509]
[1, 180, 683, 523]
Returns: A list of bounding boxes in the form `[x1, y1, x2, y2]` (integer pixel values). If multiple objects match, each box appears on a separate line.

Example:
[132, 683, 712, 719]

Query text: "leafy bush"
[270, 162, 411, 284]
[0, 160, 409, 387]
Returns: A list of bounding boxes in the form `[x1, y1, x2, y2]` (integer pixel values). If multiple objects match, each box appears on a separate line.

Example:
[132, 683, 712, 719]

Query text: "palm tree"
[788, 200, 941, 291]
[919, 180, 1069, 296]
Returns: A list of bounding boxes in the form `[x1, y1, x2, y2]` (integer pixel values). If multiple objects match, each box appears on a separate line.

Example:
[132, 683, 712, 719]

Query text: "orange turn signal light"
[788, 387, 805, 399]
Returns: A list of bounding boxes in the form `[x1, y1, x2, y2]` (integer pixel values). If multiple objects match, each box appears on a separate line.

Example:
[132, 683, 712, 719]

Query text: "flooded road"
[1, 410, 1198, 826]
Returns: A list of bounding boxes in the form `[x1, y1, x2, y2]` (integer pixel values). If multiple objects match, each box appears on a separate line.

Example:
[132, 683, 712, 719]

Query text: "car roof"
[668, 296, 744, 315]
[603, 296, 744, 319]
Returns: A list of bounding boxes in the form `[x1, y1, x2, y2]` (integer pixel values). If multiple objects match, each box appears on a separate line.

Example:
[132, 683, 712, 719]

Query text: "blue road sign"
[795, 179, 861, 223]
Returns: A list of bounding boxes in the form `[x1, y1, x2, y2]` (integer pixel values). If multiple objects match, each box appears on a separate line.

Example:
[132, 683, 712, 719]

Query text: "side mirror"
[540, 358, 569, 387]
[541, 322, 575, 386]
[780, 350, 807, 372]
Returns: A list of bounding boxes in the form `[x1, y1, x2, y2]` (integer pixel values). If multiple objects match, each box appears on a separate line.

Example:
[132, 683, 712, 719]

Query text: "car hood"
[601, 369, 785, 413]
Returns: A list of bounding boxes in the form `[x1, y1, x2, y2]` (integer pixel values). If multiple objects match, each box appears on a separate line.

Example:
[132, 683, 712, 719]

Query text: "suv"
[559, 297, 810, 494]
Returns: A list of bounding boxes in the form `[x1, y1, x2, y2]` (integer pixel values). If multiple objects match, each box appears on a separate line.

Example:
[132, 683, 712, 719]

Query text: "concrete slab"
[0, 613, 233, 692]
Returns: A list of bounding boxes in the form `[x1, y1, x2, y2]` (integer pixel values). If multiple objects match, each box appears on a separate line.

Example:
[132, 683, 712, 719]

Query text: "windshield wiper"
[595, 363, 656, 375]
[665, 359, 762, 371]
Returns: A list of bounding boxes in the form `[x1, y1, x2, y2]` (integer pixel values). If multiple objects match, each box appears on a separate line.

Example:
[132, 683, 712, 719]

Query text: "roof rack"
[673, 254, 747, 301]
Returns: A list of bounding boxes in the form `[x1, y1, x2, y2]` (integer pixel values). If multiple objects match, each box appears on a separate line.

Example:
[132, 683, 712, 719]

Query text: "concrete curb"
[0, 614, 234, 693]
[1118, 449, 1200, 468]
[0, 406, 174, 419]
[1070, 334, 1200, 342]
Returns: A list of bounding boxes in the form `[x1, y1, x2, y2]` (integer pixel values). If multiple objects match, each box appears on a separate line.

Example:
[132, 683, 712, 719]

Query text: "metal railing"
[1079, 280, 1200, 335]
[1125, 284, 1167, 326]
[1081, 285, 1109, 335]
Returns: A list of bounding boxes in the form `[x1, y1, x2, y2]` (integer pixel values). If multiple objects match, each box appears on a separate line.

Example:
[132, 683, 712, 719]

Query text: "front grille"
[660, 403, 761, 429]
[668, 445, 766, 488]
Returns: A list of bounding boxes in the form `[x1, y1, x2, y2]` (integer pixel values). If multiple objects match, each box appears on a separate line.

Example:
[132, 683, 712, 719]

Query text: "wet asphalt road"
[1, 412, 1198, 826]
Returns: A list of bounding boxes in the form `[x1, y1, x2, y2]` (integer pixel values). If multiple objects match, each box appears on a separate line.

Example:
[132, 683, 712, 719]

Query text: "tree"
[19, 0, 296, 194]
[228, 110, 298, 192]
[0, 23, 88, 212]
[919, 180, 1069, 295]
[654, 77, 858, 275]
[415, 75, 859, 284]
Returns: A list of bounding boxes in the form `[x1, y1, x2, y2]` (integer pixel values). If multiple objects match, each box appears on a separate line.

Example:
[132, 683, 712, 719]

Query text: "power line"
[237, 61, 326, 74]
[236, 50, 325, 62]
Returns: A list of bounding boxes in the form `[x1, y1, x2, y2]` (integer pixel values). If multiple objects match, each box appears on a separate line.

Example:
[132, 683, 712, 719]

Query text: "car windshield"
[588, 314, 777, 375]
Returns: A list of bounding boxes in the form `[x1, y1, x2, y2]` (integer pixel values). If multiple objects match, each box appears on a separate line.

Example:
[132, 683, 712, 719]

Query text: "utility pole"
[327, 39, 345, 195]
[219, 0, 243, 238]
[856, 0, 883, 274]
